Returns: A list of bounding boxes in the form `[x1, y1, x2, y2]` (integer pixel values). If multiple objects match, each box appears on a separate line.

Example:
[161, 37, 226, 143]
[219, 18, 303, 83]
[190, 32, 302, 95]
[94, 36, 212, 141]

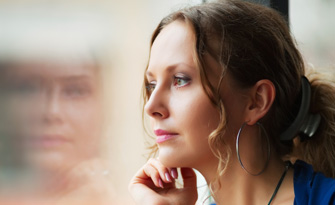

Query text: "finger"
[180, 168, 197, 189]
[148, 158, 173, 183]
[130, 161, 161, 189]
[142, 163, 164, 188]
[170, 168, 178, 179]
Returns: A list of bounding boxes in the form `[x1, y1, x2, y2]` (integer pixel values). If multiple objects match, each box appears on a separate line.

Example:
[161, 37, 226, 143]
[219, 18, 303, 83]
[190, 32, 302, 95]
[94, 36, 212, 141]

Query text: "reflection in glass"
[0, 2, 116, 204]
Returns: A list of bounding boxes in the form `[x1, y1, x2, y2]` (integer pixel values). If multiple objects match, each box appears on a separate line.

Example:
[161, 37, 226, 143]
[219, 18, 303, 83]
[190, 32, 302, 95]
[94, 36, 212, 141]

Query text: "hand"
[0, 158, 129, 205]
[53, 158, 117, 205]
[129, 158, 198, 205]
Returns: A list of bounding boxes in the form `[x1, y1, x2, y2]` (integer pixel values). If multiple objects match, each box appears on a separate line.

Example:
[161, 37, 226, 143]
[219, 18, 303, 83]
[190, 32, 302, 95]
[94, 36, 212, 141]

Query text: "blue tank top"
[294, 160, 335, 204]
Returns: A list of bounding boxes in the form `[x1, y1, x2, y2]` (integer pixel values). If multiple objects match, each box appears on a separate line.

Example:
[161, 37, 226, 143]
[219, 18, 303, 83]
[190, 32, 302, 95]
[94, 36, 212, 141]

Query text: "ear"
[244, 80, 275, 125]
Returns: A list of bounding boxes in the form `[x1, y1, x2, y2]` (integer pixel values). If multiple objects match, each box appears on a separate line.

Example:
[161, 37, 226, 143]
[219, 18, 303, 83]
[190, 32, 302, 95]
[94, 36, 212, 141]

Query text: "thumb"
[180, 168, 197, 189]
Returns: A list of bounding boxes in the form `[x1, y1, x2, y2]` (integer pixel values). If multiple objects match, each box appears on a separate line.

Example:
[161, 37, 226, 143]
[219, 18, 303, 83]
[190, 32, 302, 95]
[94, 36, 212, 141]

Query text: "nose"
[42, 87, 63, 124]
[144, 85, 169, 119]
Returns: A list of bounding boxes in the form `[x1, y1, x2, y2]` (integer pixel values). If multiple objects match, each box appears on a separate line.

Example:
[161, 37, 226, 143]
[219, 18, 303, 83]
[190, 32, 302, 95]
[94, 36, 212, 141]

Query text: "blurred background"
[0, 0, 333, 204]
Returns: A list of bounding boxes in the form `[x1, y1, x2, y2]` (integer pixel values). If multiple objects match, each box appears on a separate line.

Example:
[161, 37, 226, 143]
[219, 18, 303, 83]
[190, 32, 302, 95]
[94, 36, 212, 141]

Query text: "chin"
[158, 147, 191, 168]
[158, 145, 217, 170]
[25, 151, 77, 173]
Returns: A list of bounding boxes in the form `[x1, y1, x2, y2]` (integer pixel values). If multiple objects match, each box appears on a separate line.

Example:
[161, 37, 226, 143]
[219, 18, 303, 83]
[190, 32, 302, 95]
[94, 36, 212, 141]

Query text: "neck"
[196, 156, 293, 205]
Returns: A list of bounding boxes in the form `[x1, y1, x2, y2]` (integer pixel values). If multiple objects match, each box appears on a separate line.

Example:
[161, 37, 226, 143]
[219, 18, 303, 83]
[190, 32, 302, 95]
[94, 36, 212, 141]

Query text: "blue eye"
[63, 84, 91, 98]
[64, 87, 84, 96]
[146, 82, 156, 93]
[10, 81, 40, 96]
[173, 76, 190, 88]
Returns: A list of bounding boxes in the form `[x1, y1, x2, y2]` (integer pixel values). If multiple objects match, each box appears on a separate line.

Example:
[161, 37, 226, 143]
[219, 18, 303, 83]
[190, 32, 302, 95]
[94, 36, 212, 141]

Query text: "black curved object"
[280, 77, 321, 141]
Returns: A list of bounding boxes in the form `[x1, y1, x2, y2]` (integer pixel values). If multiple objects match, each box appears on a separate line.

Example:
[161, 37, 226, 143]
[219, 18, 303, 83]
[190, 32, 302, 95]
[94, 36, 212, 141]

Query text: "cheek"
[165, 96, 219, 167]
[6, 95, 41, 117]
[64, 103, 102, 158]
[3, 100, 42, 136]
[187, 104, 219, 142]
[66, 99, 103, 137]
[174, 91, 220, 140]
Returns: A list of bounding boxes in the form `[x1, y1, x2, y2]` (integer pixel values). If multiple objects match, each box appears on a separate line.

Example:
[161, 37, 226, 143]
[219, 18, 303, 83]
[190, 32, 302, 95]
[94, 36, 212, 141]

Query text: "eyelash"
[173, 76, 191, 88]
[63, 85, 90, 98]
[146, 75, 191, 94]
[146, 82, 156, 93]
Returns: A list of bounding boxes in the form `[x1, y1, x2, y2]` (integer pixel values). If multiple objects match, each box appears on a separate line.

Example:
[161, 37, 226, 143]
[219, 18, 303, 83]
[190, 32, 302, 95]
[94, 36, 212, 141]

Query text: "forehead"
[1, 60, 98, 79]
[148, 20, 196, 71]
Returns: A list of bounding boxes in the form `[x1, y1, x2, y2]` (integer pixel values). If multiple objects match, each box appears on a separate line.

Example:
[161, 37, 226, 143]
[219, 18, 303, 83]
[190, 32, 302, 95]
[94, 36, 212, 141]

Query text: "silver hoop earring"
[236, 122, 271, 176]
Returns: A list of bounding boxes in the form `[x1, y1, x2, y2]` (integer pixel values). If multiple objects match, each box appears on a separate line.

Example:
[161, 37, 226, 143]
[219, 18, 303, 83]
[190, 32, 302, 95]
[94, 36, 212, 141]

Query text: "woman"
[0, 6, 116, 204]
[129, 0, 335, 204]
[0, 57, 116, 204]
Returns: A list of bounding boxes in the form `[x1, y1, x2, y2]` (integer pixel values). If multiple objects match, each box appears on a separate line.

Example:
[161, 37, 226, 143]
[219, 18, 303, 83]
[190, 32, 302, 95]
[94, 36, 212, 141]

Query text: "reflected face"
[145, 21, 220, 168]
[0, 60, 103, 172]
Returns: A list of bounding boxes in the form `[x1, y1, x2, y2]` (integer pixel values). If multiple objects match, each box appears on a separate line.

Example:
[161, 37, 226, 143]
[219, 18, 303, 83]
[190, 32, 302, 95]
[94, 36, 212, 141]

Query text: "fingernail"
[165, 173, 172, 182]
[158, 179, 164, 188]
[171, 169, 178, 179]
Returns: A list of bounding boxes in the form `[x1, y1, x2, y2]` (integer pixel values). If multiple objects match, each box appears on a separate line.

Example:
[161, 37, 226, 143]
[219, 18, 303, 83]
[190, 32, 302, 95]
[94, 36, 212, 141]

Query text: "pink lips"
[154, 129, 178, 143]
[28, 135, 69, 148]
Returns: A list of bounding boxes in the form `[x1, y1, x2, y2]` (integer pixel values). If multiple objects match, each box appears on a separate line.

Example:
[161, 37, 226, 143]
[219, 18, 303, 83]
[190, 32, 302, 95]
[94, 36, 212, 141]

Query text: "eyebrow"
[146, 63, 194, 77]
[59, 75, 93, 81]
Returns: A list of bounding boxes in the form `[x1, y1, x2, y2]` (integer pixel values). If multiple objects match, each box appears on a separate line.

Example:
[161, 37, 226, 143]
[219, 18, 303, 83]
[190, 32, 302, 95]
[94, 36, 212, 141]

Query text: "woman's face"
[0, 60, 103, 172]
[145, 21, 221, 169]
